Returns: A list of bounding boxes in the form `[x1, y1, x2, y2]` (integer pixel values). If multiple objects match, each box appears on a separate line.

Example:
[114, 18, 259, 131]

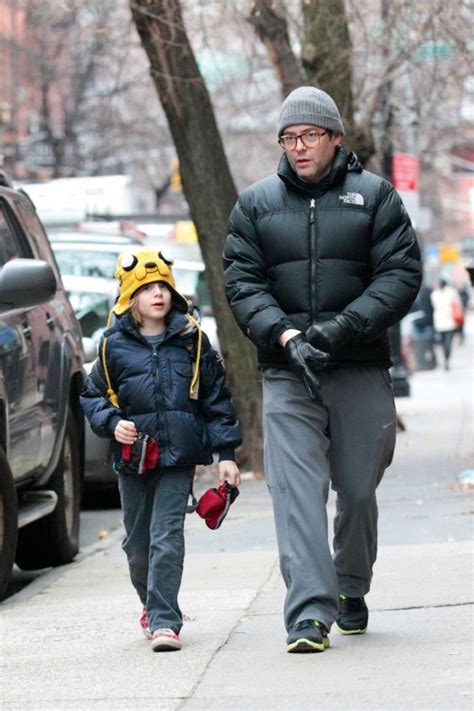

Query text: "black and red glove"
[121, 433, 159, 476]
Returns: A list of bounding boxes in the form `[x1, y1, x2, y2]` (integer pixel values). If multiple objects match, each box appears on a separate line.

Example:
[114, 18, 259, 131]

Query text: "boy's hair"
[129, 293, 144, 327]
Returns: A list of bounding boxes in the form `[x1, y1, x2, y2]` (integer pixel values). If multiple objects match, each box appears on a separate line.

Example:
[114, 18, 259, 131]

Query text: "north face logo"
[339, 192, 364, 206]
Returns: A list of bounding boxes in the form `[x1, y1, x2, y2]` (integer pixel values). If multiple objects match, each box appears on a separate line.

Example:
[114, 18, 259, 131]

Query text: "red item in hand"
[120, 433, 159, 476]
[196, 481, 239, 529]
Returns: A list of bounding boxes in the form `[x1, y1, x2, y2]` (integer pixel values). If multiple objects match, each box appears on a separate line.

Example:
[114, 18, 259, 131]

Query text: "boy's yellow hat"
[113, 248, 189, 315]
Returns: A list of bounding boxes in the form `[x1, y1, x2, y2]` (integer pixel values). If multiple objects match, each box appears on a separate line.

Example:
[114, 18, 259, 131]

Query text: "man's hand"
[218, 460, 241, 488]
[306, 315, 355, 355]
[284, 334, 329, 399]
[114, 419, 138, 445]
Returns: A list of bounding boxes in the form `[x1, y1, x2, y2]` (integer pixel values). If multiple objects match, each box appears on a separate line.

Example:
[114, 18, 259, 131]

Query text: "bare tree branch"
[248, 0, 305, 97]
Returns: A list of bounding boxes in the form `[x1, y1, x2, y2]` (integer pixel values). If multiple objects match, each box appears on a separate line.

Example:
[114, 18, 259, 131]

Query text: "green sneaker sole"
[334, 622, 367, 635]
[287, 636, 330, 653]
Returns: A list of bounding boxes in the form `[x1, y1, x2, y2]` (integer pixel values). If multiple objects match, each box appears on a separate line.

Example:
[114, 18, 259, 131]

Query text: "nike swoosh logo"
[383, 421, 395, 429]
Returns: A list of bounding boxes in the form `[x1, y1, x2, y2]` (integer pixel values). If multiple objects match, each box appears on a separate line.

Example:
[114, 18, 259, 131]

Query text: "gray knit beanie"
[278, 86, 345, 136]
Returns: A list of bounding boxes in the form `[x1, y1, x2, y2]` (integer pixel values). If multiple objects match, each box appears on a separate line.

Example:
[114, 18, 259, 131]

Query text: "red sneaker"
[151, 628, 181, 652]
[140, 607, 152, 640]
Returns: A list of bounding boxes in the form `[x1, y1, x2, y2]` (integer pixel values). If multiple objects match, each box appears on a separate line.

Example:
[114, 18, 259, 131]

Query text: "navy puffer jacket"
[224, 146, 422, 369]
[80, 310, 242, 469]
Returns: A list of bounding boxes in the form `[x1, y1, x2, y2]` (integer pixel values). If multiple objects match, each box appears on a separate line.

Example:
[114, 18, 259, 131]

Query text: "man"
[223, 86, 421, 653]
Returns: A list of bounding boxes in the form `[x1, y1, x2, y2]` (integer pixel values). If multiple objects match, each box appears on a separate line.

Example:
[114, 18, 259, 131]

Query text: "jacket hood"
[347, 150, 362, 173]
[277, 145, 362, 195]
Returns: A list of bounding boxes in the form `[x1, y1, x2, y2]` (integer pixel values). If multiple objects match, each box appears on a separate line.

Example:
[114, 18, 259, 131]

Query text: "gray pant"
[262, 367, 396, 632]
[118, 467, 194, 634]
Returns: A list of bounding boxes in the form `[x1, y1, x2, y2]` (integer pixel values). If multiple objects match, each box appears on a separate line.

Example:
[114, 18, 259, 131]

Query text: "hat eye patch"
[159, 251, 174, 266]
[121, 254, 137, 271]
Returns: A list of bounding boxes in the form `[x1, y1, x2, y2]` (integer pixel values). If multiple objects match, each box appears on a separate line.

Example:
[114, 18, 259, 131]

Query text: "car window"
[173, 267, 211, 310]
[13, 196, 61, 278]
[53, 248, 119, 279]
[0, 204, 21, 266]
[66, 289, 112, 338]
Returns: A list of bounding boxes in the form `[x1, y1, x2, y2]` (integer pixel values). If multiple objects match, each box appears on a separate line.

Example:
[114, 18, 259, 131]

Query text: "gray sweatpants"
[262, 366, 396, 632]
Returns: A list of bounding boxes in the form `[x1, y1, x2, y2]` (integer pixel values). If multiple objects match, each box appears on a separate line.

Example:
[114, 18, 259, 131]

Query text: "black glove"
[284, 334, 330, 399]
[306, 315, 356, 355]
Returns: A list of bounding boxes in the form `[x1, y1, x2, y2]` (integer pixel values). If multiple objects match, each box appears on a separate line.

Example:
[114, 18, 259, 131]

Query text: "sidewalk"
[1, 321, 472, 710]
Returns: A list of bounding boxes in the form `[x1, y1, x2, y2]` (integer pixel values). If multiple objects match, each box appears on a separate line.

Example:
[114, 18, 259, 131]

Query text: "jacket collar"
[110, 309, 194, 345]
[277, 145, 361, 197]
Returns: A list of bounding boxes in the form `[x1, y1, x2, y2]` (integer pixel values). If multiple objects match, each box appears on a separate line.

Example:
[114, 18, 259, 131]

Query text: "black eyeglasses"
[278, 130, 328, 151]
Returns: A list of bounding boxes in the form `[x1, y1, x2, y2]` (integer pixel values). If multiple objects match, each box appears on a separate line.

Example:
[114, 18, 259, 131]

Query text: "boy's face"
[135, 281, 173, 323]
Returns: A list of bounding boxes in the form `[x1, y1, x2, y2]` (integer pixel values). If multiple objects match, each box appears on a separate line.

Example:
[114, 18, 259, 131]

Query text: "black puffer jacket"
[80, 310, 242, 469]
[224, 146, 421, 369]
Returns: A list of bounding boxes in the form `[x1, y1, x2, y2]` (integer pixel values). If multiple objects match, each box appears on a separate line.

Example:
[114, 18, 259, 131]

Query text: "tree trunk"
[129, 0, 263, 475]
[249, 0, 374, 165]
[301, 0, 374, 164]
[248, 0, 305, 97]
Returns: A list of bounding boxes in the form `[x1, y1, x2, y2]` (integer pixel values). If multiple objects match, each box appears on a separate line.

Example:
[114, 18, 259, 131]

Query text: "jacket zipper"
[309, 198, 318, 320]
[152, 347, 165, 458]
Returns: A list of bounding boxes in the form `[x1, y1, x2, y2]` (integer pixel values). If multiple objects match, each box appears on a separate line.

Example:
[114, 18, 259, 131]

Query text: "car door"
[10, 195, 65, 469]
[0, 201, 40, 478]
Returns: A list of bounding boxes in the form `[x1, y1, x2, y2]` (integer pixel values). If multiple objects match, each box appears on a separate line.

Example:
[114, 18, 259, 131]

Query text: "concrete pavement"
[1, 319, 472, 710]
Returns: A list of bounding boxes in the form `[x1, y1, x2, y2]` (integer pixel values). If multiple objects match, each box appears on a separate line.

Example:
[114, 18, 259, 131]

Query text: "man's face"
[282, 124, 342, 183]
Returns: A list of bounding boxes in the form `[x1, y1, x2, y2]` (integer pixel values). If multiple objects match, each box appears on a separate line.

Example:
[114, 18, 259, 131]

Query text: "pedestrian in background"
[81, 249, 241, 652]
[224, 86, 421, 653]
[457, 283, 470, 343]
[431, 278, 464, 369]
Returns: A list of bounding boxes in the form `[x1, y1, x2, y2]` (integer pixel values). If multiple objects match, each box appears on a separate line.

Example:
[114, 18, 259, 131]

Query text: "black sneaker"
[287, 619, 330, 653]
[335, 594, 368, 634]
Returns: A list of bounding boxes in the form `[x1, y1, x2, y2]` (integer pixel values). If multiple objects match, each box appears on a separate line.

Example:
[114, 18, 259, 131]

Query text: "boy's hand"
[114, 419, 138, 444]
[218, 460, 241, 488]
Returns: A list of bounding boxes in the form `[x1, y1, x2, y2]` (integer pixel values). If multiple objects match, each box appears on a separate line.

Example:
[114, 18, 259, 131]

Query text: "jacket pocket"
[169, 361, 194, 407]
[172, 362, 193, 378]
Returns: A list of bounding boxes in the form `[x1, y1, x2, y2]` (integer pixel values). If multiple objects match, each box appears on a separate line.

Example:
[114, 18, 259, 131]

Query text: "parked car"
[0, 175, 85, 598]
[48, 235, 136, 280]
[61, 275, 118, 490]
[62, 274, 118, 341]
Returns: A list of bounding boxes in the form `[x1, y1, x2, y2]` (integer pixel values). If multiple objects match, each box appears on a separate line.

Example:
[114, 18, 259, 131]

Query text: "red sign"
[392, 153, 419, 191]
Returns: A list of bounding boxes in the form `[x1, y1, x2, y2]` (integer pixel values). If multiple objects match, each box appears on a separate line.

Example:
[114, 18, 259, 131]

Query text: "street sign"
[392, 153, 419, 191]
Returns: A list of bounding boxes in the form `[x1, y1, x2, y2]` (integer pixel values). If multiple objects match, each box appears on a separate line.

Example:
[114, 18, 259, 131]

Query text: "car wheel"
[16, 408, 81, 570]
[0, 448, 18, 599]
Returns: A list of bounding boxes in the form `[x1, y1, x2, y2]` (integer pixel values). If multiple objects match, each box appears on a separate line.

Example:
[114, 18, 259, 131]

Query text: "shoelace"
[294, 619, 326, 634]
[153, 628, 177, 637]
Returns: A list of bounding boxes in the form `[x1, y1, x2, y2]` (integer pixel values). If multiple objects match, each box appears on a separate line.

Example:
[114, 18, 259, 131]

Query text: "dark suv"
[0, 174, 85, 598]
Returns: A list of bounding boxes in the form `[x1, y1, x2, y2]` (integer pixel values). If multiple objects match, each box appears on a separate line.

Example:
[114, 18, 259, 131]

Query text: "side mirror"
[0, 259, 56, 310]
[82, 337, 98, 363]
